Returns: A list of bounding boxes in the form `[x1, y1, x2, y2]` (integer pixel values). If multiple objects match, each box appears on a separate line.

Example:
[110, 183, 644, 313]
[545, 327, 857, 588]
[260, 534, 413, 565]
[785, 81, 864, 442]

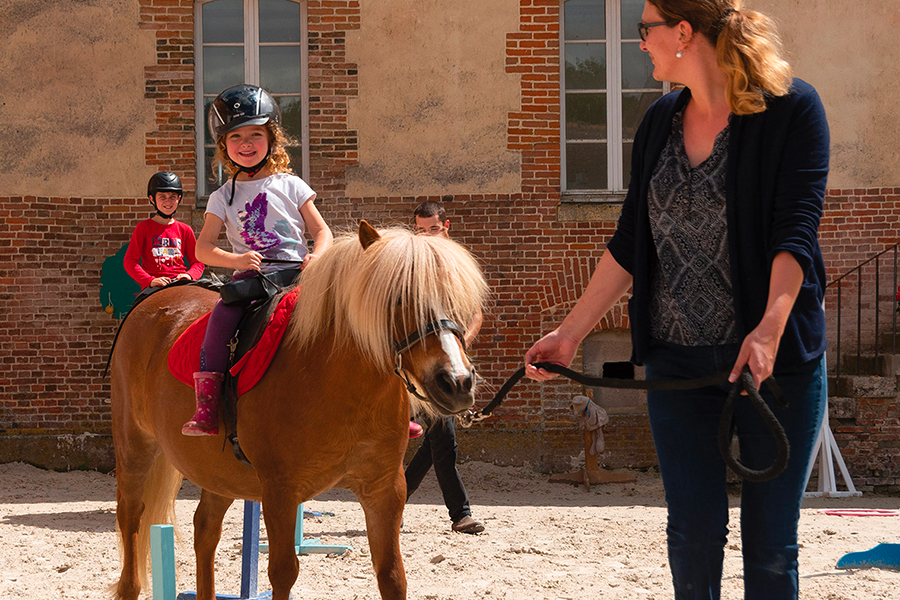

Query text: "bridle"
[392, 318, 467, 400]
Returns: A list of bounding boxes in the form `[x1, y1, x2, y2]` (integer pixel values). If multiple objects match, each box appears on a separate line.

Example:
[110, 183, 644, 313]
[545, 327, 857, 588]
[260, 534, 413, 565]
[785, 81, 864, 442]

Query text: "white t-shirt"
[206, 173, 316, 273]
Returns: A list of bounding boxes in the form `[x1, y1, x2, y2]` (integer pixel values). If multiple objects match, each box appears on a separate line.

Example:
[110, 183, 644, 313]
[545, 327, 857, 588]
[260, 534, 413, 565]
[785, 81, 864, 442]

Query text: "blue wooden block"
[837, 543, 900, 570]
[150, 500, 282, 600]
[150, 525, 177, 600]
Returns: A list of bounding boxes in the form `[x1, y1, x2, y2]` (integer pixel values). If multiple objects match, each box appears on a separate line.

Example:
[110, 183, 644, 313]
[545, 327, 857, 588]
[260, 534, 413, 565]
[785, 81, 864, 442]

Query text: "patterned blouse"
[647, 109, 739, 346]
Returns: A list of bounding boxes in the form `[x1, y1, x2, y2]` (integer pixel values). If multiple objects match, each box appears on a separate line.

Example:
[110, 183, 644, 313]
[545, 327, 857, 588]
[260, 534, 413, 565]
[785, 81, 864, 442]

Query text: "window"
[194, 0, 309, 199]
[561, 0, 668, 196]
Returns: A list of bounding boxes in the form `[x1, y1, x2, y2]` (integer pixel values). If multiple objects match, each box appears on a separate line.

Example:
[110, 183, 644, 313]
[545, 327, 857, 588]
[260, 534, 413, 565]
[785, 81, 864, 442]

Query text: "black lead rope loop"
[470, 362, 790, 482]
[717, 367, 790, 483]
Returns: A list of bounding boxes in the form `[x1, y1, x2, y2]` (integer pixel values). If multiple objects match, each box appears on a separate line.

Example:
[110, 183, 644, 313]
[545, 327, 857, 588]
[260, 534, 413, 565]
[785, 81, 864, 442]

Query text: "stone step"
[837, 353, 900, 377]
[829, 374, 897, 399]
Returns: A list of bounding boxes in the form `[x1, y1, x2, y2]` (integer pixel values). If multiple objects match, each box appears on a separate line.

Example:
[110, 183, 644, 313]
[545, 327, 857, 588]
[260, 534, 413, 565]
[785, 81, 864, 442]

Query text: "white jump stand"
[803, 407, 861, 498]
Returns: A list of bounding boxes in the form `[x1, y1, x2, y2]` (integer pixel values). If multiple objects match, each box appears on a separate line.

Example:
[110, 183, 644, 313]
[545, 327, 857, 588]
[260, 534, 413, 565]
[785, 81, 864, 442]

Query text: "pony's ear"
[358, 220, 381, 250]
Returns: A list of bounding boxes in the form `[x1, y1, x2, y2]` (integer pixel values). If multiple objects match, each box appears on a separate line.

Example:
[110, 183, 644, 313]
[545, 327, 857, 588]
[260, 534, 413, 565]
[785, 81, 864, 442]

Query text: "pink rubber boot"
[409, 421, 423, 439]
[182, 372, 224, 436]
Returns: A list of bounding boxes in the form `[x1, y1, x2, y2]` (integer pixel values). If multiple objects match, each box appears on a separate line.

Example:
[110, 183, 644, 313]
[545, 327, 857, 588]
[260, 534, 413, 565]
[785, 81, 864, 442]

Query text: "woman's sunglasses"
[637, 20, 679, 41]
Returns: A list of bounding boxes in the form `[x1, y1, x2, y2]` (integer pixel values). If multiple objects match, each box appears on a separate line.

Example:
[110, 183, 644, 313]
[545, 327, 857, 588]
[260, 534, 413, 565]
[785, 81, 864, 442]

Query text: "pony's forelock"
[287, 227, 487, 372]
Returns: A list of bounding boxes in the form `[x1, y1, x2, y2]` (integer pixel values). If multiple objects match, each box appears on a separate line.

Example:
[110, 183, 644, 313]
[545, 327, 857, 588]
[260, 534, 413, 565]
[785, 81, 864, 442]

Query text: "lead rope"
[462, 362, 789, 482]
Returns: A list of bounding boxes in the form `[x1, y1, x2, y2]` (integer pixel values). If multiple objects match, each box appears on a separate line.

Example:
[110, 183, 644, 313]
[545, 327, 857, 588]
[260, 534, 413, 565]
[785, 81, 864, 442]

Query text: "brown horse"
[109, 221, 487, 600]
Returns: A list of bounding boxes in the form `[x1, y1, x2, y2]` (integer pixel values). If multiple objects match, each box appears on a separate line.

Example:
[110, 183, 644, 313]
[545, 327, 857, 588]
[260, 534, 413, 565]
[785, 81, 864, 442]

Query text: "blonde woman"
[526, 1, 828, 598]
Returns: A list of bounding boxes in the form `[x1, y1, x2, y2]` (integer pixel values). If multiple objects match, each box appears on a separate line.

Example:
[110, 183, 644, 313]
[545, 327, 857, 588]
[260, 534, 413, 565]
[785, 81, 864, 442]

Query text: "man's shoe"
[409, 421, 423, 439]
[451, 515, 484, 534]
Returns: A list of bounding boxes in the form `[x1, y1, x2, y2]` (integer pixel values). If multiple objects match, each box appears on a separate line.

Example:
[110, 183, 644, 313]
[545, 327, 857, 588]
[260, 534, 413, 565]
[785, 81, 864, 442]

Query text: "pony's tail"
[110, 453, 183, 598]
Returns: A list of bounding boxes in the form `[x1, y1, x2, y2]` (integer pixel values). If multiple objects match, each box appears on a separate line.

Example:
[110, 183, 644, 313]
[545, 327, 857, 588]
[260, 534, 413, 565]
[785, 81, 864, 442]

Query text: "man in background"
[405, 200, 485, 534]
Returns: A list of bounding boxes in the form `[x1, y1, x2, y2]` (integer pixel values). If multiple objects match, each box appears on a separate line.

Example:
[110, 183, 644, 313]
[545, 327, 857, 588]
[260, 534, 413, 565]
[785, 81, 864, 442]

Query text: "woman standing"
[526, 1, 829, 598]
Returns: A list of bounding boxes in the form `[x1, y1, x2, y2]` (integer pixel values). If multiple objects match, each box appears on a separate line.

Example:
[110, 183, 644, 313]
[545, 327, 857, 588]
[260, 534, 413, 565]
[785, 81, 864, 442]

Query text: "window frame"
[560, 0, 670, 201]
[193, 0, 310, 201]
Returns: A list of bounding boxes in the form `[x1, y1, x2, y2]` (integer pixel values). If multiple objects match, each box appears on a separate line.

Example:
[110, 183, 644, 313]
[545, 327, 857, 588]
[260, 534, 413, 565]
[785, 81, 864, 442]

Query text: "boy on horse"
[124, 171, 205, 289]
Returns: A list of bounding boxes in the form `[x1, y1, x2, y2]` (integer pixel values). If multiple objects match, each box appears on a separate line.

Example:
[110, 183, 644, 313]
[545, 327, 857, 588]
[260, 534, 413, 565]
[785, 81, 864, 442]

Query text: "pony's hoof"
[182, 423, 218, 436]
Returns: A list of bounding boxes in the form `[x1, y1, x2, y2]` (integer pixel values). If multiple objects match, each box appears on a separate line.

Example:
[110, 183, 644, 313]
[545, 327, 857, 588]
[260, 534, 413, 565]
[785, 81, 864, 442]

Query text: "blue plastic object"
[836, 543, 900, 570]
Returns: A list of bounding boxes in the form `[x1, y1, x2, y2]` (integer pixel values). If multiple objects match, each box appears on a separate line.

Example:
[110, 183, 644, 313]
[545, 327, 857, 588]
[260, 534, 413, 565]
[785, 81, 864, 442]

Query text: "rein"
[462, 362, 790, 483]
[392, 319, 466, 400]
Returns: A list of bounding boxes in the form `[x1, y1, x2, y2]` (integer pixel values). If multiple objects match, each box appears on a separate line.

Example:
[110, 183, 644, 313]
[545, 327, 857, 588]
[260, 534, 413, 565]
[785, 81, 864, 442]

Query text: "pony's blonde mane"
[287, 227, 488, 372]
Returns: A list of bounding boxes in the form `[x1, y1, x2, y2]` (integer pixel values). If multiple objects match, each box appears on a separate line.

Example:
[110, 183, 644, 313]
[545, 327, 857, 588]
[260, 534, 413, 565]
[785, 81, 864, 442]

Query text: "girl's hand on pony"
[234, 251, 263, 272]
[301, 253, 320, 270]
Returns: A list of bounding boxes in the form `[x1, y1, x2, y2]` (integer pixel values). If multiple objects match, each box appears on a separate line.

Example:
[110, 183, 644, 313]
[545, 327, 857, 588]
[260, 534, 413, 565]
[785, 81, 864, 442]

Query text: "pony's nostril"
[436, 370, 457, 395]
[435, 368, 476, 399]
[460, 369, 474, 394]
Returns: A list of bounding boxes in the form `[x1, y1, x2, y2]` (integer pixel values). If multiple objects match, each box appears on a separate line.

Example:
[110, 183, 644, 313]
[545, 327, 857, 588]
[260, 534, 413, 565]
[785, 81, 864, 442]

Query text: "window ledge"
[560, 190, 626, 203]
[558, 191, 625, 222]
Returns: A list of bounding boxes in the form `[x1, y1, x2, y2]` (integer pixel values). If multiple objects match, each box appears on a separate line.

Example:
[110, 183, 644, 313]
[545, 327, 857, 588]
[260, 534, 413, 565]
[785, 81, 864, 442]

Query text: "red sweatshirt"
[123, 219, 205, 288]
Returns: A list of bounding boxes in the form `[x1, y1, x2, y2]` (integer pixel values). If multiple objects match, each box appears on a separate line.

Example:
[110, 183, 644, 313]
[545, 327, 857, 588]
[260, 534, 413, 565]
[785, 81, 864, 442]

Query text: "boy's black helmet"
[208, 84, 281, 139]
[147, 171, 183, 197]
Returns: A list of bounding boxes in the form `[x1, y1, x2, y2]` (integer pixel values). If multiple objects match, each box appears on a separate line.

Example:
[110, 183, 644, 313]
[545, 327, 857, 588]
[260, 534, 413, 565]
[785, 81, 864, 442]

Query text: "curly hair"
[211, 121, 294, 179]
[650, 0, 792, 115]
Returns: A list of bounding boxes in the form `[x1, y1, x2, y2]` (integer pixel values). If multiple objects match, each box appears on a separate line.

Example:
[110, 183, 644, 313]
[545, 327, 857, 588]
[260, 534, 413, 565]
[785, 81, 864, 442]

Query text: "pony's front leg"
[193, 490, 235, 600]
[260, 493, 300, 600]
[357, 468, 407, 600]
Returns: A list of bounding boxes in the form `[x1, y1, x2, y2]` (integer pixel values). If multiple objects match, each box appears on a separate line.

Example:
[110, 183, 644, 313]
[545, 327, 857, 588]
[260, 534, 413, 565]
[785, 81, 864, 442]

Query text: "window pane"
[259, 0, 301, 43]
[260, 46, 302, 93]
[566, 93, 607, 140]
[621, 91, 662, 140]
[204, 146, 225, 192]
[203, 0, 243, 44]
[565, 43, 606, 91]
[204, 97, 217, 145]
[622, 141, 633, 185]
[203, 46, 245, 94]
[277, 96, 304, 141]
[620, 0, 645, 40]
[621, 42, 659, 89]
[287, 146, 303, 179]
[565, 0, 605, 41]
[567, 143, 608, 190]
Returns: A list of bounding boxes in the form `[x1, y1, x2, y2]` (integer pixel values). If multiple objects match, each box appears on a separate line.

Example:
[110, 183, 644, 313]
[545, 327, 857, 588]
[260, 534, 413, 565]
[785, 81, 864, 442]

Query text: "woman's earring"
[676, 49, 684, 58]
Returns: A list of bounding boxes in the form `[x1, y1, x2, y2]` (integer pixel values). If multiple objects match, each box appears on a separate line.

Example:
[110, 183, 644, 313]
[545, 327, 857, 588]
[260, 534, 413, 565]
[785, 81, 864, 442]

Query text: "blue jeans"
[405, 417, 472, 523]
[645, 340, 826, 600]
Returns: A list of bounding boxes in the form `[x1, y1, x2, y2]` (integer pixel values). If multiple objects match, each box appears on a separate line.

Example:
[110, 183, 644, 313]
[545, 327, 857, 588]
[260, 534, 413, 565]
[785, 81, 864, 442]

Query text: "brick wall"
[2, 0, 899, 480]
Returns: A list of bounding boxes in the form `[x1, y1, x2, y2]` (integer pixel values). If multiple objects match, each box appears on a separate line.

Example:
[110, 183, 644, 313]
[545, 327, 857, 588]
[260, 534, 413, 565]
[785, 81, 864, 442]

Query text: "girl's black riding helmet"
[208, 84, 281, 138]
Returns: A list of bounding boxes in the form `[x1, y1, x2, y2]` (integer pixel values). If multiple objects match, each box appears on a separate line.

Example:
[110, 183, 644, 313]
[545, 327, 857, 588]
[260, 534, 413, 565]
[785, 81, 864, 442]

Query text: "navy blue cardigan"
[607, 79, 830, 368]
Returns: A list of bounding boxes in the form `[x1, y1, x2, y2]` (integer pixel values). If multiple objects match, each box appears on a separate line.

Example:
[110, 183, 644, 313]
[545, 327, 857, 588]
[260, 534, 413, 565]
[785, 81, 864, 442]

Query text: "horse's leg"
[193, 490, 235, 600]
[260, 491, 300, 600]
[113, 441, 160, 600]
[357, 469, 407, 600]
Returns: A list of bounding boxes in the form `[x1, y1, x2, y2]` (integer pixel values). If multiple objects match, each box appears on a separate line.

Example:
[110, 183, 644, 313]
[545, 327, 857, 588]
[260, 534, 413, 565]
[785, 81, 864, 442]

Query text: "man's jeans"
[645, 340, 826, 600]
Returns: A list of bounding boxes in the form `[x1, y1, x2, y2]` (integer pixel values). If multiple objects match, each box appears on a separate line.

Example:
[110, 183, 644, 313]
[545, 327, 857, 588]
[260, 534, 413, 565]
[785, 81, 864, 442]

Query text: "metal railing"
[826, 243, 900, 377]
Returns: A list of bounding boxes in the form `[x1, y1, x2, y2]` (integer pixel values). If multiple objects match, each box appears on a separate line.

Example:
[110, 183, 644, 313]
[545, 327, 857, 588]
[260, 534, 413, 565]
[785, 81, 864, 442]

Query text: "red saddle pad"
[168, 287, 300, 396]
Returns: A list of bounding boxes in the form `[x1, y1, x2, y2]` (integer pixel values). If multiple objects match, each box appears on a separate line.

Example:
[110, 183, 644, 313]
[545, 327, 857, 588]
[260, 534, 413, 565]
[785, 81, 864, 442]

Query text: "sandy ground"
[1, 460, 899, 600]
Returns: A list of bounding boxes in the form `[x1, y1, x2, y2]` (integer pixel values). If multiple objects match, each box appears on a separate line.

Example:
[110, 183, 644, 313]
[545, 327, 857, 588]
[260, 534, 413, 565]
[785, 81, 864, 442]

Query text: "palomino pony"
[109, 221, 487, 600]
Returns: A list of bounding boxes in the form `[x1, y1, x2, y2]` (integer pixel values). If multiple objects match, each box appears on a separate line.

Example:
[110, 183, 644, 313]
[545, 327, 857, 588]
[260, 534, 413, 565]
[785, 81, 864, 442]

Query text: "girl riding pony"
[183, 84, 333, 436]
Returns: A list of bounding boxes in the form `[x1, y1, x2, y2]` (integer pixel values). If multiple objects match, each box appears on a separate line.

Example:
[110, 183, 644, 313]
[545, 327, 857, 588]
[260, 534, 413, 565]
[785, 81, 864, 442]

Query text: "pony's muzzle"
[428, 365, 477, 414]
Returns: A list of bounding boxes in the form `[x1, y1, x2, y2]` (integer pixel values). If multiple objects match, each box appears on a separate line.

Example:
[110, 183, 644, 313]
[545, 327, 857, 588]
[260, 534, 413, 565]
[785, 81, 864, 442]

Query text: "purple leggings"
[199, 270, 256, 373]
[198, 299, 245, 373]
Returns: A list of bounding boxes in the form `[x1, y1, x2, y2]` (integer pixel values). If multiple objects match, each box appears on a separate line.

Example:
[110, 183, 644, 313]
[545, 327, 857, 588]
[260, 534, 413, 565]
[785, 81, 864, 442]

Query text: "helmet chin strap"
[227, 149, 271, 206]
